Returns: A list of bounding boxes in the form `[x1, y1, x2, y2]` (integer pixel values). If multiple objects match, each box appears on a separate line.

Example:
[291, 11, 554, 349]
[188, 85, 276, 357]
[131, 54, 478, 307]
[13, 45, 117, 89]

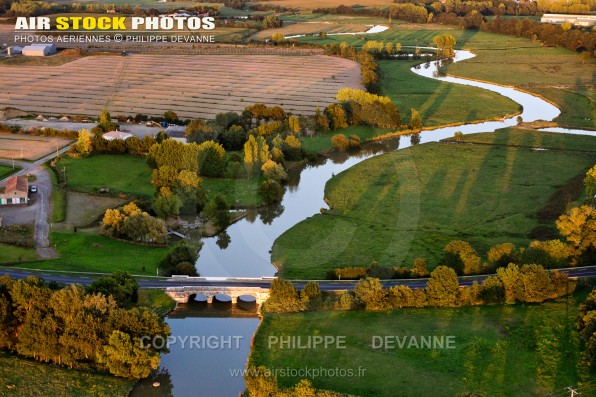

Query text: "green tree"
[186, 119, 216, 144]
[264, 279, 304, 313]
[152, 189, 182, 218]
[97, 109, 119, 132]
[410, 108, 422, 130]
[98, 330, 160, 379]
[86, 271, 139, 307]
[259, 179, 284, 204]
[163, 110, 178, 124]
[197, 140, 227, 177]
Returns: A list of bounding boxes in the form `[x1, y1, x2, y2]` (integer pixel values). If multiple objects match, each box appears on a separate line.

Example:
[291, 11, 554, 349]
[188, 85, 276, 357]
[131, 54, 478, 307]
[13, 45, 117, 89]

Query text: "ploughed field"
[0, 54, 363, 118]
[0, 135, 72, 161]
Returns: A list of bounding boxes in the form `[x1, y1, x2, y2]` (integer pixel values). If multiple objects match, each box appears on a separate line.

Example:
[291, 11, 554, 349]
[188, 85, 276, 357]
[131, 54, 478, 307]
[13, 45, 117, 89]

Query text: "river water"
[137, 50, 595, 397]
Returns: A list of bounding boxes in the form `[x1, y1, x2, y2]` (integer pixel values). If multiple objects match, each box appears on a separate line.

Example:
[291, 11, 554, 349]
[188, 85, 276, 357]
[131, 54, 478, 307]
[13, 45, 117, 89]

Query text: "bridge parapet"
[166, 286, 270, 305]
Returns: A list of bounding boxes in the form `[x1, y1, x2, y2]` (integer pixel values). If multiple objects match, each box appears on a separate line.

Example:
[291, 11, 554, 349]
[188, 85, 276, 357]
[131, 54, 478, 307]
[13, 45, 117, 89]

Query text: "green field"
[0, 243, 38, 264]
[203, 177, 264, 208]
[272, 129, 596, 279]
[378, 60, 520, 126]
[0, 164, 19, 180]
[250, 293, 594, 396]
[56, 155, 154, 198]
[24, 230, 170, 274]
[0, 354, 134, 397]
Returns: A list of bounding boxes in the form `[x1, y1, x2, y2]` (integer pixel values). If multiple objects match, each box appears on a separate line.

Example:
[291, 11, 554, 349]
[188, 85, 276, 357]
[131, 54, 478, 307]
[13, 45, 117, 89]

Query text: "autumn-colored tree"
[76, 128, 93, 156]
[557, 205, 596, 262]
[584, 165, 596, 197]
[440, 240, 481, 275]
[261, 160, 287, 182]
[354, 277, 386, 310]
[425, 266, 459, 307]
[410, 108, 422, 130]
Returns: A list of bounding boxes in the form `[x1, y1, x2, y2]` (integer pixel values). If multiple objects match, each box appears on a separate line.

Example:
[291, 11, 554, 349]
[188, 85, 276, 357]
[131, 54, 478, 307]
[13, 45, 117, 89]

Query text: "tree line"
[0, 274, 169, 379]
[314, 2, 596, 57]
[264, 263, 572, 314]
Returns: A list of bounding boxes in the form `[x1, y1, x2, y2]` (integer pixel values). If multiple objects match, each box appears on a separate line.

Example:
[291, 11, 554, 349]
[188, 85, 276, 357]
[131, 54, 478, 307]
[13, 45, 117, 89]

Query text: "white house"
[103, 130, 133, 141]
[22, 44, 57, 57]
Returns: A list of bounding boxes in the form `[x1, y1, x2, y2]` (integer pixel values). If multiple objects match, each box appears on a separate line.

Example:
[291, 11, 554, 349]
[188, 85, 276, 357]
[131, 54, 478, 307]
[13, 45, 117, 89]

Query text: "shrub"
[331, 134, 349, 151]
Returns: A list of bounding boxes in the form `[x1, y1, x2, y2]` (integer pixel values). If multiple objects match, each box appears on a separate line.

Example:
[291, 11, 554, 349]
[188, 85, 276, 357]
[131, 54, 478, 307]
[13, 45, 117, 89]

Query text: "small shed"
[103, 130, 133, 141]
[0, 176, 29, 205]
[22, 44, 57, 57]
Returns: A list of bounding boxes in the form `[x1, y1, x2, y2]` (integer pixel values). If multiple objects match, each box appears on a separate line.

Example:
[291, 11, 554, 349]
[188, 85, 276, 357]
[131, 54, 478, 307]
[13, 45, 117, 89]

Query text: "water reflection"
[132, 301, 260, 397]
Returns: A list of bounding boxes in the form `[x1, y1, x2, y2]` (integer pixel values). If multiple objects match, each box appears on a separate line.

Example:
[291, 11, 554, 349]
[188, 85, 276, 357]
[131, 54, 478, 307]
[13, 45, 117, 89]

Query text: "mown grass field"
[0, 354, 134, 397]
[56, 155, 154, 198]
[250, 292, 594, 397]
[272, 129, 596, 279]
[0, 243, 38, 263]
[0, 164, 17, 180]
[26, 230, 170, 275]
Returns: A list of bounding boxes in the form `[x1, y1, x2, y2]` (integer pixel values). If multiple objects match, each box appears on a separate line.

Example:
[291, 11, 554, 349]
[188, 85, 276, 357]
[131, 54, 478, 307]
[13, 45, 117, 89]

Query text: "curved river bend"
[143, 50, 596, 397]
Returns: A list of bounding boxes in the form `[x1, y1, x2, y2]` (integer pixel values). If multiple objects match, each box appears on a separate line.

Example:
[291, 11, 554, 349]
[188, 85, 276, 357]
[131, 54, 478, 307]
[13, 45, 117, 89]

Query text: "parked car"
[30, 185, 37, 193]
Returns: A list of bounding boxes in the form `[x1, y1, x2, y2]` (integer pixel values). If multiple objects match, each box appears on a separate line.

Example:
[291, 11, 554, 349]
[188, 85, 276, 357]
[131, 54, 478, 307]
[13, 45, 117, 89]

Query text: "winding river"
[141, 50, 596, 397]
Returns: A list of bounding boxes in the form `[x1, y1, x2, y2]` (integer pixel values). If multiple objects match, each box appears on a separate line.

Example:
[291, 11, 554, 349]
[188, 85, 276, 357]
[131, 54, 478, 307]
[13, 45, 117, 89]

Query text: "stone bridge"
[165, 285, 270, 305]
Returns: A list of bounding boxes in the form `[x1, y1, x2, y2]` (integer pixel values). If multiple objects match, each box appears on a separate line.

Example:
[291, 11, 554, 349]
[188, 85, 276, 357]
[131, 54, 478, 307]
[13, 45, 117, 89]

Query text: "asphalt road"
[1, 266, 596, 291]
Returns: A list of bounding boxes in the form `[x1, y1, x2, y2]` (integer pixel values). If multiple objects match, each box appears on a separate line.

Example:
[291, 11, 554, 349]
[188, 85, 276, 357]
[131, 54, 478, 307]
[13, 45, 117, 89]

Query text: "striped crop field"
[0, 54, 362, 119]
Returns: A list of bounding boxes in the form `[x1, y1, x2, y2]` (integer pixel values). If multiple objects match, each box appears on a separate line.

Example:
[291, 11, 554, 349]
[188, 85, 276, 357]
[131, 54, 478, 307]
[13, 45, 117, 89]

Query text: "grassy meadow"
[250, 292, 595, 397]
[0, 354, 134, 397]
[272, 129, 596, 279]
[25, 230, 170, 275]
[378, 59, 520, 126]
[56, 155, 154, 198]
[0, 164, 18, 180]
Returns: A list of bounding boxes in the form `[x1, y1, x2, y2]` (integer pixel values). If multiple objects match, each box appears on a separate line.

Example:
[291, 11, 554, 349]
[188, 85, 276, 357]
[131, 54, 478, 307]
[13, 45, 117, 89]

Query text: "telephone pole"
[567, 386, 579, 397]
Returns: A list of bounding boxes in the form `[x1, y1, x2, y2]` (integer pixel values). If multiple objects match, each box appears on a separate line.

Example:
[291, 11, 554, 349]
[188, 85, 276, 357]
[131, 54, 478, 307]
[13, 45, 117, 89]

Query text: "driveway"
[0, 144, 70, 259]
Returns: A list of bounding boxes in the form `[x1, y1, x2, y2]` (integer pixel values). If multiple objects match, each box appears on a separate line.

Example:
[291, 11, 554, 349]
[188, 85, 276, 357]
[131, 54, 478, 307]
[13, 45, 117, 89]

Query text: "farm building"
[0, 176, 28, 206]
[22, 44, 57, 57]
[7, 46, 23, 56]
[541, 14, 596, 27]
[103, 130, 133, 141]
